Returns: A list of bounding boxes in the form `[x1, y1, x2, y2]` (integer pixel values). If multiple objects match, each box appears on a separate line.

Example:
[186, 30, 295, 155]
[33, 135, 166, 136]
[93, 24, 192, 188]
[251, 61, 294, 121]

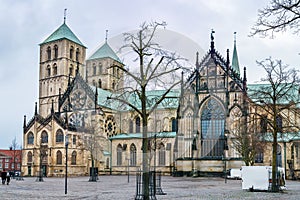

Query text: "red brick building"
[0, 148, 22, 172]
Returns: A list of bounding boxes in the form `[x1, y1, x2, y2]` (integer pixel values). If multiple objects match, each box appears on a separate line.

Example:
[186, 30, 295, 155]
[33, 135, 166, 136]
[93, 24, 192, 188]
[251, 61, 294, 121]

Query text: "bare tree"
[107, 21, 183, 199]
[248, 57, 300, 192]
[251, 0, 300, 37]
[9, 137, 22, 177]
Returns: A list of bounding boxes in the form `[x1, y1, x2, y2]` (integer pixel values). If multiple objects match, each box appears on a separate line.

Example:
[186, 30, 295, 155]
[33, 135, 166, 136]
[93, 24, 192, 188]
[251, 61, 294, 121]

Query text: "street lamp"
[65, 134, 69, 194]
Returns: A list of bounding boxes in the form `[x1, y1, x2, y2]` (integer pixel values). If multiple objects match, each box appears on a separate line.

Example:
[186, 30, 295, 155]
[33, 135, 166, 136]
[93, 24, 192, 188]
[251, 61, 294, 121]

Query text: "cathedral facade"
[22, 21, 300, 179]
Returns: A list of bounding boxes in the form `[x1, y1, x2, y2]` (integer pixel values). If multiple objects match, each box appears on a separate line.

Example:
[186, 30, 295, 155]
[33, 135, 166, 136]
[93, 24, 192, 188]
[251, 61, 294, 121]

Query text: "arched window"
[201, 98, 225, 158]
[47, 46, 51, 60]
[27, 132, 34, 145]
[71, 151, 77, 165]
[70, 46, 74, 59]
[47, 65, 51, 77]
[98, 63, 102, 74]
[171, 118, 177, 132]
[53, 64, 57, 76]
[41, 131, 48, 143]
[130, 144, 137, 166]
[69, 64, 74, 76]
[135, 117, 140, 133]
[56, 151, 62, 164]
[93, 63, 96, 75]
[260, 115, 268, 133]
[98, 79, 102, 88]
[276, 115, 283, 133]
[158, 143, 166, 166]
[117, 144, 122, 166]
[112, 81, 115, 90]
[56, 129, 64, 143]
[54, 45, 58, 59]
[27, 151, 33, 163]
[76, 48, 79, 61]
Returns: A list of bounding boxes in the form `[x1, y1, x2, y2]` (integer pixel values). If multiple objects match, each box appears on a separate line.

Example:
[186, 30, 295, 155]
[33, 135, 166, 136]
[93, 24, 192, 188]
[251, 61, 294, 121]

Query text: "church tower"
[86, 40, 124, 92]
[38, 19, 86, 117]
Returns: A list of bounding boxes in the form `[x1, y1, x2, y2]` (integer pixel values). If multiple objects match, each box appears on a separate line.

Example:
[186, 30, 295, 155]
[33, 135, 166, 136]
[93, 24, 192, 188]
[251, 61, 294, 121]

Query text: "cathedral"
[22, 20, 300, 179]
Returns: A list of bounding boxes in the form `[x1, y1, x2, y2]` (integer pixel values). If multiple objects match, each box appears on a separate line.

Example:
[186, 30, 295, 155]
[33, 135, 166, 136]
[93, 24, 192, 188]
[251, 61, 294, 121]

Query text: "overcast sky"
[0, 0, 299, 149]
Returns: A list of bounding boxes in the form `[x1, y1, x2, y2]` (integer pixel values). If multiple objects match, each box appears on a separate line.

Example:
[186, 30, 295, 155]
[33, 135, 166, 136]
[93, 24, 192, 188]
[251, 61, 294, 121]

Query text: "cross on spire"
[105, 30, 108, 43]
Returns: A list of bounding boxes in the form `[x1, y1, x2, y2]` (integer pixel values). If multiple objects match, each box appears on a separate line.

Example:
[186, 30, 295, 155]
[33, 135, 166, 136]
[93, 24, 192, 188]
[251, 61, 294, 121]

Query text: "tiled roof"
[41, 23, 84, 46]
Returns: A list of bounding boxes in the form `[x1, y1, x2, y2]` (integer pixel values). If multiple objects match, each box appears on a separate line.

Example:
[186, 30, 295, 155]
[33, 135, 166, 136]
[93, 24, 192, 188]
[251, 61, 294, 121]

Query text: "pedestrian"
[6, 171, 10, 185]
[1, 170, 7, 184]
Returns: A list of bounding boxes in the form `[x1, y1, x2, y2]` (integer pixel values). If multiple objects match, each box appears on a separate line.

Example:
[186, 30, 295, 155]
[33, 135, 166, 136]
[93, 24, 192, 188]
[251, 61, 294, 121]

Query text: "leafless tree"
[107, 21, 183, 199]
[9, 137, 22, 176]
[248, 57, 300, 192]
[251, 0, 300, 37]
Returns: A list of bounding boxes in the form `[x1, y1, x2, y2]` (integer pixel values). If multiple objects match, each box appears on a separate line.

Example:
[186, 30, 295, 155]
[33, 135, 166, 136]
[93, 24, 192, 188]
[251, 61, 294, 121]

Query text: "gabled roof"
[88, 42, 122, 63]
[40, 23, 85, 47]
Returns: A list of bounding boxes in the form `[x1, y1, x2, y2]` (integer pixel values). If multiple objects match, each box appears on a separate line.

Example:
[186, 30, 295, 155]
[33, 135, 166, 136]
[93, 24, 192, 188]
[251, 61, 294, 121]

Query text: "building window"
[54, 45, 58, 59]
[56, 151, 62, 165]
[136, 117, 140, 133]
[41, 131, 48, 143]
[129, 120, 133, 133]
[260, 115, 268, 133]
[47, 65, 51, 77]
[201, 98, 225, 158]
[98, 63, 102, 74]
[5, 163, 9, 169]
[112, 81, 115, 90]
[27, 132, 34, 145]
[158, 143, 166, 166]
[71, 151, 77, 165]
[130, 144, 137, 166]
[76, 48, 79, 61]
[255, 151, 264, 163]
[93, 63, 96, 75]
[98, 79, 102, 88]
[56, 129, 64, 143]
[47, 46, 51, 60]
[171, 118, 177, 132]
[73, 135, 76, 145]
[27, 152, 33, 163]
[70, 46, 74, 59]
[53, 64, 57, 76]
[277, 115, 283, 133]
[69, 64, 74, 76]
[117, 144, 122, 166]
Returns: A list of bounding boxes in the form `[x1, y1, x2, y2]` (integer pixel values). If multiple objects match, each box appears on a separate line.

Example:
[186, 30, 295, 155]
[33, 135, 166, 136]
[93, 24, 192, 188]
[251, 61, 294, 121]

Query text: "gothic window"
[255, 151, 264, 163]
[69, 64, 73, 76]
[93, 63, 96, 75]
[41, 131, 48, 143]
[158, 143, 166, 166]
[76, 48, 79, 61]
[56, 151, 62, 164]
[56, 129, 64, 143]
[27, 151, 33, 163]
[70, 46, 74, 59]
[201, 98, 225, 158]
[71, 151, 77, 165]
[117, 144, 122, 166]
[130, 144, 137, 166]
[47, 46, 51, 60]
[171, 118, 177, 132]
[136, 116, 141, 133]
[54, 45, 58, 59]
[98, 63, 102, 74]
[53, 64, 57, 76]
[47, 65, 51, 77]
[260, 115, 268, 133]
[27, 132, 34, 145]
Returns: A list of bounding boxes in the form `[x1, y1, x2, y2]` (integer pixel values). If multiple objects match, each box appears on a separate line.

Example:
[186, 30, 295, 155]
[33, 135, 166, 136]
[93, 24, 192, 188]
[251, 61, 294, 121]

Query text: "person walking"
[6, 171, 10, 185]
[1, 170, 7, 184]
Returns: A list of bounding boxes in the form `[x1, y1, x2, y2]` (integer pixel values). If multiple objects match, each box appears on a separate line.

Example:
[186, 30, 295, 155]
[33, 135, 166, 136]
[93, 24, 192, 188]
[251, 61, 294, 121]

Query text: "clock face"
[69, 113, 84, 127]
[70, 89, 87, 110]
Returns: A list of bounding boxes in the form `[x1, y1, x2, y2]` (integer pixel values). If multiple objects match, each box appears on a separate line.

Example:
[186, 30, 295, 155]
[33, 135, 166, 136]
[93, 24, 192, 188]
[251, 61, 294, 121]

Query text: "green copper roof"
[88, 42, 122, 63]
[41, 23, 84, 46]
[231, 38, 240, 76]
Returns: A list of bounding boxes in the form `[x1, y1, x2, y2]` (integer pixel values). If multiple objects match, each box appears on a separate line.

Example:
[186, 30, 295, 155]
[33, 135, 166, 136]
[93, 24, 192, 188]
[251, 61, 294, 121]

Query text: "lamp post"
[65, 134, 69, 195]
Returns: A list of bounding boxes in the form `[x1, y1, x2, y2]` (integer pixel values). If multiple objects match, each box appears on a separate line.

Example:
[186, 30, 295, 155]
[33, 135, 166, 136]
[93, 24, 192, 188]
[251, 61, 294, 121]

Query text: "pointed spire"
[34, 102, 38, 116]
[232, 32, 240, 76]
[23, 115, 27, 130]
[210, 29, 215, 54]
[64, 8, 67, 24]
[51, 99, 54, 114]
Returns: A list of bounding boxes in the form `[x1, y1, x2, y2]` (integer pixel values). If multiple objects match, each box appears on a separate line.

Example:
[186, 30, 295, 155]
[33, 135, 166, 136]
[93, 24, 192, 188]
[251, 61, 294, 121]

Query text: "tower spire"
[232, 32, 240, 76]
[64, 8, 67, 24]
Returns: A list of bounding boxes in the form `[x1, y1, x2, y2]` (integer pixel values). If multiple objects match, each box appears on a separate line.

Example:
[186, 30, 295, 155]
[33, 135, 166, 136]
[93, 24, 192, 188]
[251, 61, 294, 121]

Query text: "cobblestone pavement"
[1, 175, 300, 200]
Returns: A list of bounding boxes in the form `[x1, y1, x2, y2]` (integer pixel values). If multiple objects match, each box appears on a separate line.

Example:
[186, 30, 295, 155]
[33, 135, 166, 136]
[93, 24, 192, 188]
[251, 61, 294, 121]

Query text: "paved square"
[1, 176, 300, 199]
